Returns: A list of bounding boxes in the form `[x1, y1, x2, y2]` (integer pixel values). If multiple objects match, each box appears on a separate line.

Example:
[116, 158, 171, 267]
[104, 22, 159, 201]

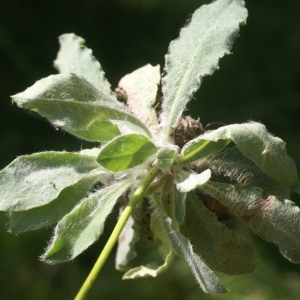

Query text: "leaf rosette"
[1, 0, 300, 298]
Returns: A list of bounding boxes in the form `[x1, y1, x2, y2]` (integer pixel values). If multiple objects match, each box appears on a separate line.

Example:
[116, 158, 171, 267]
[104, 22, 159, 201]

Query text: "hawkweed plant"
[1, 0, 300, 299]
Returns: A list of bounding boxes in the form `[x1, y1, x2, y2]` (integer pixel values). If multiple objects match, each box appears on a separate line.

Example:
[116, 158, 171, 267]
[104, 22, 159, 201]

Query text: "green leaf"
[123, 179, 177, 279]
[200, 147, 290, 197]
[117, 64, 160, 133]
[79, 147, 101, 157]
[123, 193, 175, 279]
[153, 147, 178, 171]
[122, 251, 174, 279]
[176, 169, 212, 193]
[201, 181, 300, 263]
[143, 175, 168, 197]
[173, 187, 186, 225]
[43, 179, 132, 263]
[161, 0, 247, 140]
[54, 33, 113, 94]
[72, 120, 121, 142]
[152, 193, 228, 294]
[150, 206, 173, 257]
[156, 176, 178, 223]
[178, 139, 230, 165]
[183, 122, 300, 192]
[115, 215, 140, 271]
[185, 192, 258, 275]
[12, 73, 152, 142]
[9, 169, 107, 233]
[97, 134, 157, 172]
[0, 151, 100, 211]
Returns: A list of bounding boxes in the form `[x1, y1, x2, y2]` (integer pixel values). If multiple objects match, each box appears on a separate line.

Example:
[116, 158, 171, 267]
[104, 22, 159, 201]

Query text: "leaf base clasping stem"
[74, 166, 160, 300]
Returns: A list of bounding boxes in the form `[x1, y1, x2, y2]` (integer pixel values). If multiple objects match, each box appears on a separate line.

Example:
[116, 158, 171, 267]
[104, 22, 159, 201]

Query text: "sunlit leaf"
[153, 147, 177, 171]
[118, 64, 160, 133]
[43, 179, 132, 263]
[12, 73, 152, 141]
[79, 147, 101, 157]
[0, 151, 100, 211]
[200, 147, 290, 197]
[9, 169, 107, 233]
[180, 122, 300, 193]
[201, 181, 300, 263]
[71, 120, 121, 142]
[185, 192, 258, 275]
[97, 134, 157, 172]
[176, 169, 212, 193]
[161, 0, 247, 140]
[152, 193, 228, 294]
[178, 139, 230, 165]
[54, 33, 114, 94]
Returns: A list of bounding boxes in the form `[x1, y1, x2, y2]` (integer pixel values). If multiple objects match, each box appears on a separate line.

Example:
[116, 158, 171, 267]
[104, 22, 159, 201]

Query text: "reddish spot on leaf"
[253, 193, 271, 209]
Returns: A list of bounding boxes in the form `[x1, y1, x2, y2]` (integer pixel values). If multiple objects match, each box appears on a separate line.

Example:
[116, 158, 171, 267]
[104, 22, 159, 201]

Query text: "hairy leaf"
[201, 181, 300, 263]
[0, 151, 100, 211]
[152, 194, 228, 294]
[118, 64, 160, 133]
[72, 120, 121, 142]
[122, 251, 174, 279]
[123, 203, 174, 279]
[200, 147, 290, 197]
[97, 134, 157, 172]
[176, 169, 212, 193]
[185, 192, 258, 275]
[150, 206, 173, 257]
[153, 147, 177, 171]
[115, 215, 140, 271]
[9, 169, 107, 233]
[173, 186, 186, 224]
[178, 139, 230, 165]
[43, 179, 132, 263]
[181, 122, 300, 192]
[161, 0, 247, 140]
[12, 73, 152, 141]
[143, 176, 168, 197]
[123, 179, 178, 279]
[79, 147, 101, 157]
[54, 33, 113, 94]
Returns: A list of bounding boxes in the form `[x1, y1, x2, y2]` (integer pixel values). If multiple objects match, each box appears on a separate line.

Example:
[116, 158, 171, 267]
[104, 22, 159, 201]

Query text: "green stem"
[74, 166, 160, 300]
[176, 140, 211, 166]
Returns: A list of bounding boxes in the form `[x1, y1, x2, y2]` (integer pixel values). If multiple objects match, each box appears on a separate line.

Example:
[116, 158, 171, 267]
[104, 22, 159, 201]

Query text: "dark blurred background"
[0, 0, 300, 299]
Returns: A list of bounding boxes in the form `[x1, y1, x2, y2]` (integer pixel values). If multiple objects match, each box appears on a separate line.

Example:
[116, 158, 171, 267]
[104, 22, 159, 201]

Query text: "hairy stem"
[74, 166, 160, 300]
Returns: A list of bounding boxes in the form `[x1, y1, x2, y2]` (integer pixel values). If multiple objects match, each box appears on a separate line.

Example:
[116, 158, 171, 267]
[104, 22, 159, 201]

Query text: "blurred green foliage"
[0, 0, 299, 299]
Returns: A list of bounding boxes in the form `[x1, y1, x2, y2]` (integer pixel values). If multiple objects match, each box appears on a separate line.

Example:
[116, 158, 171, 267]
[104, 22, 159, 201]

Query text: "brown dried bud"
[172, 115, 204, 148]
